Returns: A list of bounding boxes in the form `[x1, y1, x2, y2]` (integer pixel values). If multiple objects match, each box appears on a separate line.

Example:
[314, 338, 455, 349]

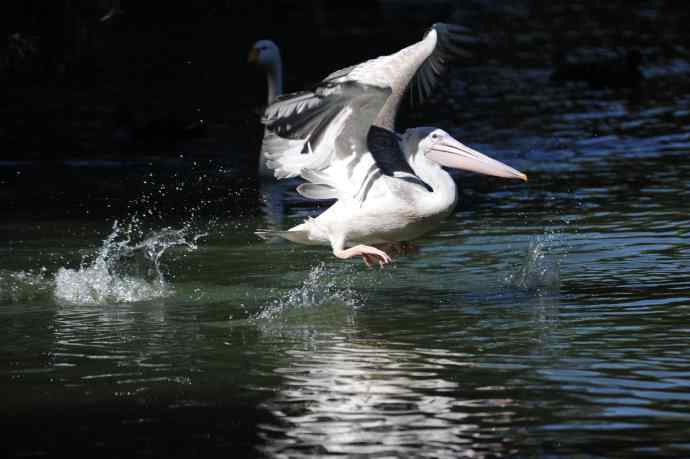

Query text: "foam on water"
[54, 220, 205, 305]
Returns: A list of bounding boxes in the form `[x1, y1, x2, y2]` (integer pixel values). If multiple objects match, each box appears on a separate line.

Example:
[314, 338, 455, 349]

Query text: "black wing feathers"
[261, 81, 391, 155]
[408, 23, 478, 107]
[261, 85, 344, 141]
[367, 126, 433, 192]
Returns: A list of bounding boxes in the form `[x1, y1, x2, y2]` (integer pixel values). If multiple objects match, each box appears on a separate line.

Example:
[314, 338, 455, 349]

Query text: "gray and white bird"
[256, 24, 527, 267]
[248, 39, 284, 178]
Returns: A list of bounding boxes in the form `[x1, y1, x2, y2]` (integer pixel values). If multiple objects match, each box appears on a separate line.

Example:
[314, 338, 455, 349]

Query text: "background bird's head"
[248, 40, 282, 69]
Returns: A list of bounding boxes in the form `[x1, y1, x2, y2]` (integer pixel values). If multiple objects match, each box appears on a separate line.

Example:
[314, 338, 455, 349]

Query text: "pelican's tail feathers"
[255, 228, 310, 244]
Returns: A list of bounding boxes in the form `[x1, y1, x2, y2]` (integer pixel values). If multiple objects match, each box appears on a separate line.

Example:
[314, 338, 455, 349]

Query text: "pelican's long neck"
[409, 152, 458, 214]
[374, 30, 438, 130]
[266, 57, 283, 104]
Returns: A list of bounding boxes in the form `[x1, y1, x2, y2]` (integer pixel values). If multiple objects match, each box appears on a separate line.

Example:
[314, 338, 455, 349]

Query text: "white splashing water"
[54, 220, 205, 305]
[0, 269, 52, 304]
[255, 263, 362, 322]
[507, 228, 566, 294]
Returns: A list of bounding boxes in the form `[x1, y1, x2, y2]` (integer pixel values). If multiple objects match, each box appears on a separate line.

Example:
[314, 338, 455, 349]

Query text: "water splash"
[54, 220, 205, 305]
[0, 269, 52, 304]
[506, 229, 565, 294]
[254, 263, 362, 323]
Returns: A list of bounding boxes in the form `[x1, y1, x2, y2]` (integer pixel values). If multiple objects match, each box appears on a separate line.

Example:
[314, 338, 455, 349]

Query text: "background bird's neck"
[266, 60, 283, 104]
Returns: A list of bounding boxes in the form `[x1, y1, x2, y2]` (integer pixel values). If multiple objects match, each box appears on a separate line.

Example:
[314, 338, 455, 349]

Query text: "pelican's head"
[248, 39, 281, 68]
[403, 127, 527, 181]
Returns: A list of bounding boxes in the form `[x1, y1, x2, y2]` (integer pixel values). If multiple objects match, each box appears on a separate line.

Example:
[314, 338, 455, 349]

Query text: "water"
[3, 54, 690, 459]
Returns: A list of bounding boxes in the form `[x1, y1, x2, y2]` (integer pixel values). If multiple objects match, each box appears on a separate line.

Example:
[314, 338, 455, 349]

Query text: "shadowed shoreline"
[3, 1, 690, 161]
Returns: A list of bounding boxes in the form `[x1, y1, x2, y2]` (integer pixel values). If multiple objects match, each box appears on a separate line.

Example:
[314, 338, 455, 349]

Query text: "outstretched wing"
[260, 81, 391, 197]
[406, 23, 478, 108]
[259, 22, 474, 200]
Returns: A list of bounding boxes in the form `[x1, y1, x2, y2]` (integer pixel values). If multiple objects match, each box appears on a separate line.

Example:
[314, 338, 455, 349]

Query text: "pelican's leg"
[333, 245, 392, 269]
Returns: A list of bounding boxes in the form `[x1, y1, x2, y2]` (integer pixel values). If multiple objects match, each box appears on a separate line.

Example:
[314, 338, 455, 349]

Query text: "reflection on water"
[3, 33, 690, 458]
[260, 338, 510, 457]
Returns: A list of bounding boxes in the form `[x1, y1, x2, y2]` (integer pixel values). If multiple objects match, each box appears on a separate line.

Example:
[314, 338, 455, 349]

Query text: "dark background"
[2, 3, 690, 458]
[2, 0, 689, 161]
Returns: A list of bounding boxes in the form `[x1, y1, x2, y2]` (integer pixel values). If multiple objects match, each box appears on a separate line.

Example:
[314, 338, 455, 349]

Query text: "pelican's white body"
[279, 148, 457, 252]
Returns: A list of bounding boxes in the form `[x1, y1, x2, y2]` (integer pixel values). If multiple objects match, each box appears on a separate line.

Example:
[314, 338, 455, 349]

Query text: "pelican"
[255, 24, 527, 267]
[248, 39, 284, 178]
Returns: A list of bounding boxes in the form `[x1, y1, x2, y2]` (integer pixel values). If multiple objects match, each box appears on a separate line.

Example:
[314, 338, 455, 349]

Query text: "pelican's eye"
[431, 132, 440, 140]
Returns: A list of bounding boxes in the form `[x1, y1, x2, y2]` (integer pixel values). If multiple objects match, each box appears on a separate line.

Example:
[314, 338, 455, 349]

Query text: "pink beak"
[426, 137, 527, 181]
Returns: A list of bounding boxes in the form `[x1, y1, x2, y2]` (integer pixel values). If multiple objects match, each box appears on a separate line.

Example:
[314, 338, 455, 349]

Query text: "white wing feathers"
[259, 23, 475, 201]
[261, 82, 391, 197]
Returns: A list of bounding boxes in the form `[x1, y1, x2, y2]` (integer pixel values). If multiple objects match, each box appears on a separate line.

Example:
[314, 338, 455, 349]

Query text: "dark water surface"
[2, 59, 690, 457]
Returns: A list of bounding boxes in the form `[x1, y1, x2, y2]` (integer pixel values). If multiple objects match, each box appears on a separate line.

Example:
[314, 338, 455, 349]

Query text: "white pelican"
[255, 24, 527, 267]
[248, 39, 284, 178]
